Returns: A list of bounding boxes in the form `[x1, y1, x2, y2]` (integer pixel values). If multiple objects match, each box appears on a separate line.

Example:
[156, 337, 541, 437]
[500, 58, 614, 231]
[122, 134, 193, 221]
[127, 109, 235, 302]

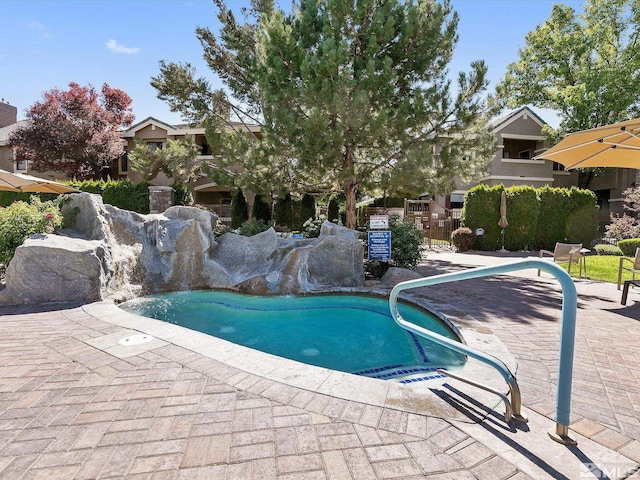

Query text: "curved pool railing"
[389, 258, 578, 445]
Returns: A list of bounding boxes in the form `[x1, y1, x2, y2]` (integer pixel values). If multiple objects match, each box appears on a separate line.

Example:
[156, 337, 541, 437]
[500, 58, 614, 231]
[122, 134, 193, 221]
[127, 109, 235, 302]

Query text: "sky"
[0, 0, 586, 129]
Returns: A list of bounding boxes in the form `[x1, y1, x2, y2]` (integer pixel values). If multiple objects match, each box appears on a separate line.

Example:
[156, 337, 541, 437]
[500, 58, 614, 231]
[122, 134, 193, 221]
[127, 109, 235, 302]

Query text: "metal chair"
[538, 243, 582, 276]
[617, 247, 640, 290]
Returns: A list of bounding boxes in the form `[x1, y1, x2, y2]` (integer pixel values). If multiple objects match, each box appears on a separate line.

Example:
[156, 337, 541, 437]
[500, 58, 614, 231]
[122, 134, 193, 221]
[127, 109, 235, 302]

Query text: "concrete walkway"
[0, 250, 638, 479]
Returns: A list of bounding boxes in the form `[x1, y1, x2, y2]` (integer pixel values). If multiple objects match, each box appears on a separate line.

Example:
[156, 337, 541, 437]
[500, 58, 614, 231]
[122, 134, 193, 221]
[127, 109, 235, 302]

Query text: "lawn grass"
[560, 254, 632, 285]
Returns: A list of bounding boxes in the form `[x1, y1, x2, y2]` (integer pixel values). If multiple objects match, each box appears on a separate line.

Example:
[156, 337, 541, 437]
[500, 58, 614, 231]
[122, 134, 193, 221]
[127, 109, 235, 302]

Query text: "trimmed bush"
[503, 186, 539, 251]
[461, 185, 502, 251]
[451, 227, 476, 252]
[594, 244, 623, 256]
[566, 187, 599, 245]
[252, 194, 272, 223]
[327, 197, 339, 223]
[102, 180, 150, 213]
[231, 188, 249, 228]
[618, 238, 640, 257]
[299, 194, 316, 226]
[274, 193, 294, 230]
[463, 184, 598, 251]
[535, 186, 571, 250]
[0, 197, 64, 265]
[0, 191, 57, 206]
[67, 178, 151, 213]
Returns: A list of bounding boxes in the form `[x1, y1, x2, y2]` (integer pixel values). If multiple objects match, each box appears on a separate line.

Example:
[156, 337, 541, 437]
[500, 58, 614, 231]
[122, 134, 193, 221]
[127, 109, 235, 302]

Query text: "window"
[552, 162, 565, 172]
[146, 141, 164, 151]
[16, 159, 27, 171]
[120, 153, 128, 173]
[518, 149, 531, 159]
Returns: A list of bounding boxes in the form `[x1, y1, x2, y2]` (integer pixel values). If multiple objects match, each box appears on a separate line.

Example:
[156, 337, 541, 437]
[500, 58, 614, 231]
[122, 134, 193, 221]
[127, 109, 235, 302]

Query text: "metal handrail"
[436, 369, 515, 423]
[389, 258, 578, 444]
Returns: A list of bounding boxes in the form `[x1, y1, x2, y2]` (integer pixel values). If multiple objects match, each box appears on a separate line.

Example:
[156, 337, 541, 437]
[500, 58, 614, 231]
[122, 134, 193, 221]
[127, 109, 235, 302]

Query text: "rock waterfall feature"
[0, 193, 364, 305]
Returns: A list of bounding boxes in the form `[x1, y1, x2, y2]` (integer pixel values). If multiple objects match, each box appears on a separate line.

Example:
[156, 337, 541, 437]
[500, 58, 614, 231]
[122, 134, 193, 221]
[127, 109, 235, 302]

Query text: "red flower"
[45, 213, 53, 220]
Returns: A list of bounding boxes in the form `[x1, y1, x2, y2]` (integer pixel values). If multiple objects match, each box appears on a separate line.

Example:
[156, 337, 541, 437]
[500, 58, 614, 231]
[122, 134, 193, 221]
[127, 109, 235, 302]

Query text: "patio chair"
[538, 242, 582, 276]
[617, 247, 640, 290]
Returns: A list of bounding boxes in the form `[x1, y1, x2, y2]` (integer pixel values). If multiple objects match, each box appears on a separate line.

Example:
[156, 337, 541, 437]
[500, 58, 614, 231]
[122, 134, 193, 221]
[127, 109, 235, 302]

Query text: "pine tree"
[152, 0, 495, 228]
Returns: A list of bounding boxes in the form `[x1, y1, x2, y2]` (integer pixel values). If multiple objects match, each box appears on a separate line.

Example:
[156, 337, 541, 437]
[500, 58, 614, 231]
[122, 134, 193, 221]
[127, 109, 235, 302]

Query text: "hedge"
[504, 186, 539, 251]
[618, 238, 640, 257]
[462, 184, 598, 251]
[535, 186, 571, 250]
[461, 185, 503, 251]
[565, 187, 599, 246]
[0, 179, 151, 214]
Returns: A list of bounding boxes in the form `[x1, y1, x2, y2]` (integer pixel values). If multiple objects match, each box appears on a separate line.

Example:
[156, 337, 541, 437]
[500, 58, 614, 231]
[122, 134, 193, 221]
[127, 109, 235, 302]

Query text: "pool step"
[353, 364, 448, 383]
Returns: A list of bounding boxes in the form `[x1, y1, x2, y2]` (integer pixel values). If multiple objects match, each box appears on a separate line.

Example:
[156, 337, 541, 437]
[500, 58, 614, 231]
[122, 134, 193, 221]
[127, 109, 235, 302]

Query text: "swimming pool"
[119, 291, 466, 382]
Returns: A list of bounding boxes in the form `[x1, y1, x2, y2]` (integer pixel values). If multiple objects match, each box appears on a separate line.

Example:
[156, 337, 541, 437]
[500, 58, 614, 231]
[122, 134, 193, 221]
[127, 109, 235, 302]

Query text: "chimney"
[0, 100, 18, 128]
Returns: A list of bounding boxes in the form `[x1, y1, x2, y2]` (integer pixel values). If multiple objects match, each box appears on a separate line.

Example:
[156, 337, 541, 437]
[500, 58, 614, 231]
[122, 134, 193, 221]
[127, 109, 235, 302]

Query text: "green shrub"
[0, 191, 57, 206]
[0, 197, 64, 265]
[594, 244, 623, 256]
[618, 238, 640, 256]
[535, 186, 571, 250]
[387, 216, 424, 269]
[231, 188, 249, 228]
[274, 193, 294, 229]
[327, 197, 340, 223]
[299, 194, 316, 226]
[566, 187, 599, 246]
[461, 185, 502, 251]
[68, 179, 106, 195]
[451, 227, 476, 252]
[463, 184, 598, 251]
[238, 218, 271, 236]
[252, 194, 272, 223]
[103, 180, 151, 213]
[67, 178, 151, 213]
[171, 183, 192, 206]
[501, 186, 539, 250]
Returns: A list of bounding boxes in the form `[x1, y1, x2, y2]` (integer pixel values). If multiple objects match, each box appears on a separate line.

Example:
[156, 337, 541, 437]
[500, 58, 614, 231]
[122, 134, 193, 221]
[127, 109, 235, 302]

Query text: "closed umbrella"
[533, 118, 640, 169]
[498, 191, 508, 251]
[0, 169, 79, 194]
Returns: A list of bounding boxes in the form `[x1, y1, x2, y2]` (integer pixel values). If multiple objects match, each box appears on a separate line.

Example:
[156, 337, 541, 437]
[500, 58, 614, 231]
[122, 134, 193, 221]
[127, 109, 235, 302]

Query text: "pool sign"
[368, 230, 391, 261]
[369, 214, 389, 229]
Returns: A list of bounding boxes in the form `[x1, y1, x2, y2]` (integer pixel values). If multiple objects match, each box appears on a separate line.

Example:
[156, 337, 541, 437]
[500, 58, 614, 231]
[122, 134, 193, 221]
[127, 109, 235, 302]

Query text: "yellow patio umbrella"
[533, 118, 640, 169]
[0, 169, 79, 194]
[498, 191, 508, 251]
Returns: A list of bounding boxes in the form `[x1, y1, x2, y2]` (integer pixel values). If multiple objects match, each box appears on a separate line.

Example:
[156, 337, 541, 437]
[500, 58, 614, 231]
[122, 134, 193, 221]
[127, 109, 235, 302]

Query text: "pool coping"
[81, 287, 517, 421]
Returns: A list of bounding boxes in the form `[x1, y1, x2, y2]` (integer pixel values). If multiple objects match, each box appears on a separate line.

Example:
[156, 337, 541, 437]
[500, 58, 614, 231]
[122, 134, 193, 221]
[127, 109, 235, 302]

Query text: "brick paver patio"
[0, 250, 638, 479]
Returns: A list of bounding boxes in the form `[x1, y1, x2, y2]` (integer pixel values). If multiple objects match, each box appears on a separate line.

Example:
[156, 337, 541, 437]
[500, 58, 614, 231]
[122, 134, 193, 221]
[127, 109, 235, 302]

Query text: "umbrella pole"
[500, 229, 507, 252]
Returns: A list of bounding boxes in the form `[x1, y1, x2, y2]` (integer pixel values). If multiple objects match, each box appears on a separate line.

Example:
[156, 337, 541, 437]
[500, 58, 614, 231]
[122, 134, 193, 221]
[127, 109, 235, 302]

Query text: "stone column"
[149, 186, 174, 214]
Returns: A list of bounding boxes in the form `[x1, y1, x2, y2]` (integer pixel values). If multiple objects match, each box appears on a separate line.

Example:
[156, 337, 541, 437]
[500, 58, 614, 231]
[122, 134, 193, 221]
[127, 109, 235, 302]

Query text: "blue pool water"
[119, 291, 466, 381]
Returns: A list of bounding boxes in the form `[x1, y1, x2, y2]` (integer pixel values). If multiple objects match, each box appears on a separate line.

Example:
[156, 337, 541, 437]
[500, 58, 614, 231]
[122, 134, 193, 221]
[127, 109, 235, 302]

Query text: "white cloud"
[105, 39, 140, 54]
[29, 21, 50, 38]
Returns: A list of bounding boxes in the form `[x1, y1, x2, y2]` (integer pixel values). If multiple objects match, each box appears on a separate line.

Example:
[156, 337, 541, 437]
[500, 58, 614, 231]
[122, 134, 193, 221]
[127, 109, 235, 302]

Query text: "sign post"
[367, 230, 391, 261]
[368, 214, 391, 263]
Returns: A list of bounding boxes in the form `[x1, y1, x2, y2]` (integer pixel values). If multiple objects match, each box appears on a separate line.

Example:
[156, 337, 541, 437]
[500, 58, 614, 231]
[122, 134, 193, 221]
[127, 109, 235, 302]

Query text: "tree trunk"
[345, 184, 357, 230]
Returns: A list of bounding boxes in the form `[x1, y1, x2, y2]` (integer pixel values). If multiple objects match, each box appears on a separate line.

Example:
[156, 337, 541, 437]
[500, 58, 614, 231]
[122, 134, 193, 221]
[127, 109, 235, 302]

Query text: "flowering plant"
[0, 196, 63, 266]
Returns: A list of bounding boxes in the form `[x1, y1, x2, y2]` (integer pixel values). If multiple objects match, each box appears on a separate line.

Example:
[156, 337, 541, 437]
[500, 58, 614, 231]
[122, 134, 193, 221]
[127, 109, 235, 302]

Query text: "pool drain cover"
[119, 334, 154, 346]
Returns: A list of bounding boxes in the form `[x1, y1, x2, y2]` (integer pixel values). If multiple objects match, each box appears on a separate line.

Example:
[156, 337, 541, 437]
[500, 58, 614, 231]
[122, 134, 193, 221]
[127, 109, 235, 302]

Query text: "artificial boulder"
[0, 234, 112, 305]
[0, 193, 366, 305]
